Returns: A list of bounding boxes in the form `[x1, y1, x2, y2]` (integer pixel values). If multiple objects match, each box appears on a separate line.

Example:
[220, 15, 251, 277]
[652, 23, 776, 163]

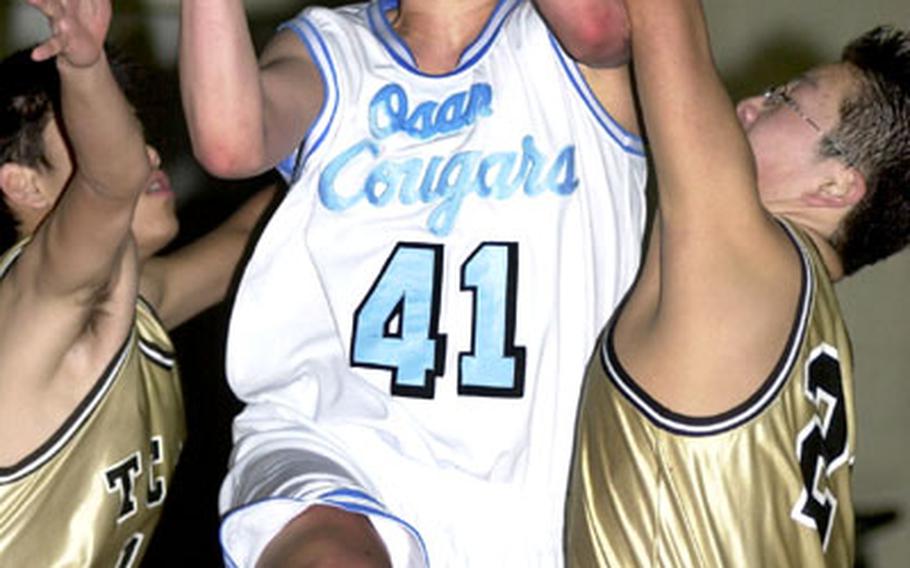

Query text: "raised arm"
[613, 0, 803, 414]
[140, 183, 279, 330]
[0, 0, 155, 463]
[179, 0, 324, 178]
[27, 0, 151, 301]
[626, 0, 760, 219]
[534, 0, 630, 68]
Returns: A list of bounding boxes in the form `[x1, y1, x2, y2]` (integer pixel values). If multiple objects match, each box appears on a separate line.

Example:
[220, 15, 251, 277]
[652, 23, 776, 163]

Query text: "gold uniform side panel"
[566, 226, 855, 567]
[0, 241, 186, 568]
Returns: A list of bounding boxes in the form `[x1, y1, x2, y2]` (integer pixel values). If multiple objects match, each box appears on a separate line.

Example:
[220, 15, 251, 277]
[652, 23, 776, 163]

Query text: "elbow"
[190, 135, 267, 180]
[559, 4, 632, 68]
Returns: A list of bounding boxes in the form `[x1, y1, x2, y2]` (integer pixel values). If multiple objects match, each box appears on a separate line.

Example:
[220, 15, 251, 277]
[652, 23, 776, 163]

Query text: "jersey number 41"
[351, 242, 526, 399]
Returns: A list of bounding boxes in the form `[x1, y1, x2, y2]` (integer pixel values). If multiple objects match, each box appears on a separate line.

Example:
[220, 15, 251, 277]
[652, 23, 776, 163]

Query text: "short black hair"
[0, 48, 61, 250]
[0, 49, 60, 170]
[827, 26, 910, 275]
[0, 45, 143, 251]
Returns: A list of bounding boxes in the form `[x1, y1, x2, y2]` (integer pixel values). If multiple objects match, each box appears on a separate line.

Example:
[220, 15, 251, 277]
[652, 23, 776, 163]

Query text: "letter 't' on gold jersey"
[0, 242, 186, 567]
[566, 224, 855, 567]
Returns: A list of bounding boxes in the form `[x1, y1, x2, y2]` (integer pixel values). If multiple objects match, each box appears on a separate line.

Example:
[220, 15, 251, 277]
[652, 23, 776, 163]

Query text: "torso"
[0, 243, 186, 567]
[229, 0, 646, 562]
[567, 223, 856, 567]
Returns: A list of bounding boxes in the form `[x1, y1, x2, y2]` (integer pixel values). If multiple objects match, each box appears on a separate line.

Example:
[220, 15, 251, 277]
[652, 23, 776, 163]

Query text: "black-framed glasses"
[763, 84, 854, 167]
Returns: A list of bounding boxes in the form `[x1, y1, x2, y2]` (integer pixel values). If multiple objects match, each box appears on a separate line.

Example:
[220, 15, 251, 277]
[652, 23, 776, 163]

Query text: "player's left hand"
[27, 0, 111, 68]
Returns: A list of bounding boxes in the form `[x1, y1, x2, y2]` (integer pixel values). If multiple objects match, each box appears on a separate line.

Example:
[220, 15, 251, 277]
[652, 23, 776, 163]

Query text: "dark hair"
[0, 45, 142, 251]
[0, 48, 61, 250]
[825, 26, 910, 275]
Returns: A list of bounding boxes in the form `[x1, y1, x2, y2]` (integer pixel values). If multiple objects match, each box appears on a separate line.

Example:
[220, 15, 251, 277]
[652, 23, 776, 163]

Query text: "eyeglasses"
[763, 84, 854, 167]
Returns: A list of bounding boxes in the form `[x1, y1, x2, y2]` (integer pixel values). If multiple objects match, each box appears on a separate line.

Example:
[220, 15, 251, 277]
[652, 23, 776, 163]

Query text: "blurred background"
[3, 0, 909, 566]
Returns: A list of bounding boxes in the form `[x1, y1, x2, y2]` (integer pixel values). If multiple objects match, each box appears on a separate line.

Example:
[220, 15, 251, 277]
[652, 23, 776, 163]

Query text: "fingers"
[27, 0, 110, 67]
[27, 0, 83, 63]
[27, 0, 65, 62]
[31, 38, 63, 62]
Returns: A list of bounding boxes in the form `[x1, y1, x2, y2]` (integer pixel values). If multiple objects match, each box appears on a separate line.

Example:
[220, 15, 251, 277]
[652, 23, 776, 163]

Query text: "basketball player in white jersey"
[566, 0, 910, 564]
[0, 0, 274, 564]
[180, 0, 643, 565]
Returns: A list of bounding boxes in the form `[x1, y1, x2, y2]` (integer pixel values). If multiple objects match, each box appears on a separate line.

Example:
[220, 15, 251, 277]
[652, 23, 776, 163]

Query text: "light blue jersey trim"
[368, 0, 416, 71]
[455, 0, 521, 68]
[220, 496, 307, 568]
[549, 35, 646, 157]
[321, 488, 430, 566]
[276, 15, 340, 182]
[367, 0, 521, 78]
[220, 491, 429, 567]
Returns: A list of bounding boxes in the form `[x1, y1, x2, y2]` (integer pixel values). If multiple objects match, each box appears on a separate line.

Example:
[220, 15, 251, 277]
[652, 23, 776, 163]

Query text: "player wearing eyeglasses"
[566, 0, 910, 565]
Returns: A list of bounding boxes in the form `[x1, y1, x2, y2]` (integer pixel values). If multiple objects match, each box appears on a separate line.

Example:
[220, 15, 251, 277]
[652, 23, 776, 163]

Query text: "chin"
[137, 218, 180, 259]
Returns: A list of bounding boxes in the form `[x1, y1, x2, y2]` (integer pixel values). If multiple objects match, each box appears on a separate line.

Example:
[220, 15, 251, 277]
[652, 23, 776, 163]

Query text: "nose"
[146, 145, 161, 169]
[735, 95, 764, 128]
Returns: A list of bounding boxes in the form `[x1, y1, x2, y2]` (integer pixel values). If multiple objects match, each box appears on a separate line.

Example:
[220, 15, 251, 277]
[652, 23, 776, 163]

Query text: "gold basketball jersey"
[566, 224, 855, 567]
[0, 241, 186, 567]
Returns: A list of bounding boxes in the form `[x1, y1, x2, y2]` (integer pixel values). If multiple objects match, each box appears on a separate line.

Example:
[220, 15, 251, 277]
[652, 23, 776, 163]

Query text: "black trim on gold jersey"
[601, 221, 814, 436]
[138, 338, 176, 371]
[0, 329, 134, 484]
[0, 254, 175, 484]
[135, 297, 175, 367]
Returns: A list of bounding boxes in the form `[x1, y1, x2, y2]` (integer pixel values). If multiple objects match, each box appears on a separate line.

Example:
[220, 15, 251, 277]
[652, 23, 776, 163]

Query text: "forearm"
[147, 184, 278, 328]
[534, 0, 630, 67]
[626, 0, 755, 216]
[59, 53, 150, 201]
[179, 0, 268, 177]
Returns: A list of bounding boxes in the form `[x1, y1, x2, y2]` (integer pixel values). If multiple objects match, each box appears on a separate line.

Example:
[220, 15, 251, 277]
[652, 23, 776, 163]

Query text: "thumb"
[31, 38, 62, 62]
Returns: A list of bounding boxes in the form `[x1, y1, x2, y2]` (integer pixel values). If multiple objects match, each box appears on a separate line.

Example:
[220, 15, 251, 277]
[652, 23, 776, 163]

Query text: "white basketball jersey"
[222, 0, 646, 565]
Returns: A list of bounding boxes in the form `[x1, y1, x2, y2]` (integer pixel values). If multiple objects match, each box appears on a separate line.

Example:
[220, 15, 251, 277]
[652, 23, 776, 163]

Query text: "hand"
[27, 0, 111, 67]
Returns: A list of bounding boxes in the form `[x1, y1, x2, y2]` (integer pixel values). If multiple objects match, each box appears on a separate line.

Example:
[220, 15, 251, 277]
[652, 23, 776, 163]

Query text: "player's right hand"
[27, 0, 111, 68]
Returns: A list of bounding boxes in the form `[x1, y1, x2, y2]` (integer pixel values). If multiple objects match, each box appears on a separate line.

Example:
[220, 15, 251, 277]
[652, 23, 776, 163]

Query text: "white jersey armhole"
[276, 11, 341, 183]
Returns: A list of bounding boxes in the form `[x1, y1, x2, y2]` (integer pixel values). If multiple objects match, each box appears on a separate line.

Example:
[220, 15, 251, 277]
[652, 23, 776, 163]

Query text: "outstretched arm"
[626, 0, 757, 215]
[179, 0, 323, 178]
[612, 0, 803, 414]
[0, 0, 153, 463]
[141, 183, 279, 330]
[27, 0, 151, 298]
[534, 0, 630, 68]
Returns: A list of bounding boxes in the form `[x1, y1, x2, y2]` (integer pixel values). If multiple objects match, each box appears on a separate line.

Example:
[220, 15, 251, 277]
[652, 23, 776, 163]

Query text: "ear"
[805, 166, 867, 209]
[0, 163, 52, 210]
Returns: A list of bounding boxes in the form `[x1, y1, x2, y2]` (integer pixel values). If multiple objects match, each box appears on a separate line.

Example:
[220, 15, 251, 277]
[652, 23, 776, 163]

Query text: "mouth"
[145, 169, 174, 197]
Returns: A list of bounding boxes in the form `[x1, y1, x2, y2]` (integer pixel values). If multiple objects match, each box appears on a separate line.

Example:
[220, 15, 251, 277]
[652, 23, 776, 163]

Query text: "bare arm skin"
[30, 0, 151, 299]
[0, 0, 152, 463]
[179, 2, 393, 564]
[179, 1, 324, 178]
[535, 0, 639, 136]
[140, 183, 278, 330]
[534, 0, 630, 67]
[613, 0, 803, 415]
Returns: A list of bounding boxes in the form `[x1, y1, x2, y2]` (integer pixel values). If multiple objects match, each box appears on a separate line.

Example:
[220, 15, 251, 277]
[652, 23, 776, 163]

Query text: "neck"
[808, 230, 845, 281]
[389, 0, 500, 73]
[779, 216, 845, 282]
